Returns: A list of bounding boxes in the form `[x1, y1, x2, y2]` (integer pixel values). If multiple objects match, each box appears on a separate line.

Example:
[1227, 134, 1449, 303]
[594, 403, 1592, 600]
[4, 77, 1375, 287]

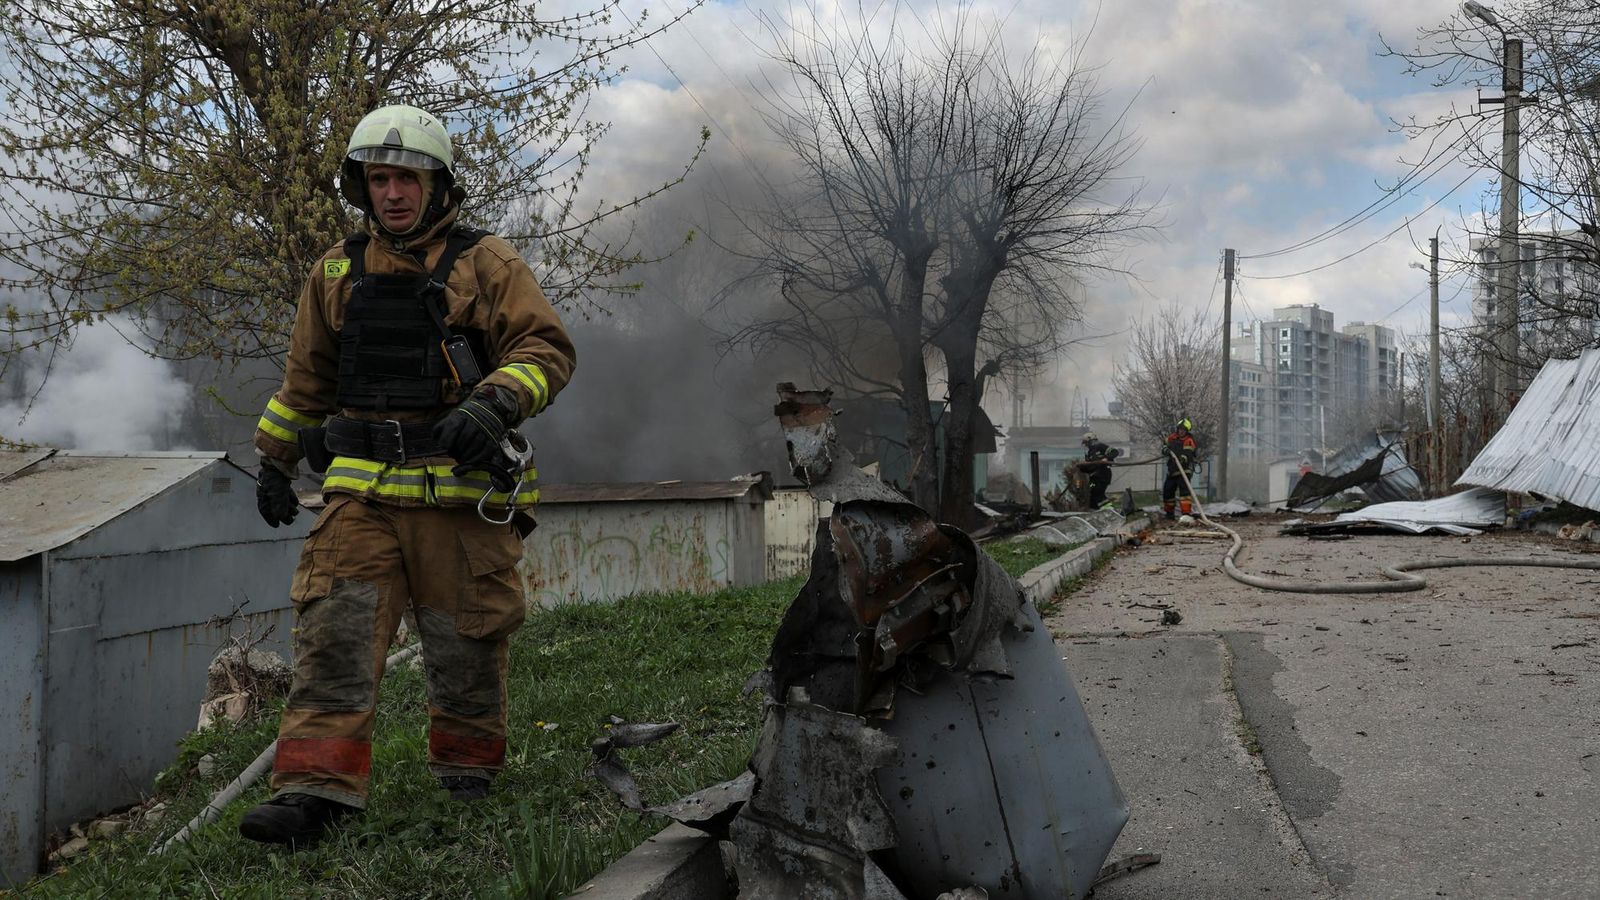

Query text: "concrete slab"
[1062, 635, 1331, 898]
[564, 823, 729, 900]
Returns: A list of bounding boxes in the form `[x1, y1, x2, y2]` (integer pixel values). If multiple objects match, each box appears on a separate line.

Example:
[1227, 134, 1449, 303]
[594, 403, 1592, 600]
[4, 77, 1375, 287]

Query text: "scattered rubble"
[197, 641, 291, 729]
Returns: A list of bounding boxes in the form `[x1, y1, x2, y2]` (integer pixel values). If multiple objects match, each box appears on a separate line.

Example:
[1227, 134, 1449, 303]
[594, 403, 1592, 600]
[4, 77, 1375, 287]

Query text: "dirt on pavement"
[1048, 515, 1600, 899]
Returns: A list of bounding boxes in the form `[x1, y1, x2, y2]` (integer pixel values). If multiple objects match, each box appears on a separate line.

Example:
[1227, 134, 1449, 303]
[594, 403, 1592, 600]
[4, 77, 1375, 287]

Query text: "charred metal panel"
[766, 488, 833, 579]
[730, 697, 902, 900]
[762, 384, 1128, 899]
[590, 388, 1128, 899]
[877, 599, 1127, 899]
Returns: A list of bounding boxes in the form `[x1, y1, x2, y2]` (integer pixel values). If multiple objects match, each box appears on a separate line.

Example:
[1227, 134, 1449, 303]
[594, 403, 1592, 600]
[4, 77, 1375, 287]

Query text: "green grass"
[23, 576, 801, 899]
[984, 537, 1076, 578]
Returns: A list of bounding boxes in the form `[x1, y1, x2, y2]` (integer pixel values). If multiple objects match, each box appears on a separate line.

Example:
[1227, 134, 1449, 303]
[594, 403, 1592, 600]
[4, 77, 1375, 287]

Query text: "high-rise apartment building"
[1470, 233, 1599, 367]
[1229, 304, 1395, 459]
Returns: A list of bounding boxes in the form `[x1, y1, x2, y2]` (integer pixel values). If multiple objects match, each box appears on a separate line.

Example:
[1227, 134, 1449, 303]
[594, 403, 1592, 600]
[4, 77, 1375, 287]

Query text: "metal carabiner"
[475, 431, 535, 525]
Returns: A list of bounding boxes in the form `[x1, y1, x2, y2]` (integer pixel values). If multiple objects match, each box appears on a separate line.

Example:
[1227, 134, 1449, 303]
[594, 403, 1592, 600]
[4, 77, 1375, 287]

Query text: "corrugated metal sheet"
[1458, 348, 1600, 511]
[0, 451, 230, 561]
[1333, 486, 1507, 534]
[539, 473, 773, 505]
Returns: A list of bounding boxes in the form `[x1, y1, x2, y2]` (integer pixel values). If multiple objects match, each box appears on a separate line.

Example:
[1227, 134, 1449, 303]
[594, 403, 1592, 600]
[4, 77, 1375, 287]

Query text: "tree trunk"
[936, 249, 1003, 528]
[897, 251, 940, 511]
[938, 335, 980, 528]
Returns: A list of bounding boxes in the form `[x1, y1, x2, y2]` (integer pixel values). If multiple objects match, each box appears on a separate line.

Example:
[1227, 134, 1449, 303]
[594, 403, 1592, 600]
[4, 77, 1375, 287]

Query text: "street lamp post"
[1464, 1, 1523, 421]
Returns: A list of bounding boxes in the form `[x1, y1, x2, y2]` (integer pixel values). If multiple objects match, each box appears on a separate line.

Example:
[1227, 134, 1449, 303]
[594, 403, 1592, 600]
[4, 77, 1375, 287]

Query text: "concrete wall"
[0, 460, 302, 886]
[764, 489, 832, 580]
[522, 497, 767, 605]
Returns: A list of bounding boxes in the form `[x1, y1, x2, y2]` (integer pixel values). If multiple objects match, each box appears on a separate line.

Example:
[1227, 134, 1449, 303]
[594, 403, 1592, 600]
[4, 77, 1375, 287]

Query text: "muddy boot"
[441, 775, 491, 802]
[238, 792, 355, 846]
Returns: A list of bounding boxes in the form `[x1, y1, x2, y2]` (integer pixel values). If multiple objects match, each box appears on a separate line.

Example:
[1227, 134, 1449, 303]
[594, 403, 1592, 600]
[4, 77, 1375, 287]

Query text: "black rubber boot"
[238, 792, 355, 846]
[441, 775, 491, 802]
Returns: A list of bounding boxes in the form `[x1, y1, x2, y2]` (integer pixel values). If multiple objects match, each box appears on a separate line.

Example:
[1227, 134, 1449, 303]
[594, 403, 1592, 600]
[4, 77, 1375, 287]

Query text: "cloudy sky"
[572, 0, 1501, 423]
[2, 0, 1511, 461]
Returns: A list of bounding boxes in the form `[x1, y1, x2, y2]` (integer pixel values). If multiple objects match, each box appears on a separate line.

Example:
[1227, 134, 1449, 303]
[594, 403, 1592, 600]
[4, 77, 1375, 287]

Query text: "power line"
[1239, 120, 1490, 262]
[1202, 255, 1222, 320]
[612, 1, 774, 196]
[1238, 169, 1478, 281]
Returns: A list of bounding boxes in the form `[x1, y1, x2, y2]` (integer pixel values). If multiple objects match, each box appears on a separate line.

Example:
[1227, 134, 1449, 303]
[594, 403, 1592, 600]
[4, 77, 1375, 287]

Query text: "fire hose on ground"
[1167, 452, 1600, 594]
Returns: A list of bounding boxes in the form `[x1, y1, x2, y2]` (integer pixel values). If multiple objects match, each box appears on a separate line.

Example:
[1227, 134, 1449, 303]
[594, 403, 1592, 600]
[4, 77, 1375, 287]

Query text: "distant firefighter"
[1161, 418, 1199, 520]
[1076, 431, 1121, 509]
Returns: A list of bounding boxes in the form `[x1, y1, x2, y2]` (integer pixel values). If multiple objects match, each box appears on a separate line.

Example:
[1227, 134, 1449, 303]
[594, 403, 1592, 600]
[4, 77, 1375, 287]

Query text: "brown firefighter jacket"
[254, 205, 576, 509]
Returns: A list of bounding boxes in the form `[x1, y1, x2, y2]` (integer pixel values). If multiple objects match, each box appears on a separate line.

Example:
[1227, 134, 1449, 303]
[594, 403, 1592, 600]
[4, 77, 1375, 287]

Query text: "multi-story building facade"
[1341, 321, 1400, 401]
[1471, 232, 1599, 369]
[1229, 304, 1396, 459]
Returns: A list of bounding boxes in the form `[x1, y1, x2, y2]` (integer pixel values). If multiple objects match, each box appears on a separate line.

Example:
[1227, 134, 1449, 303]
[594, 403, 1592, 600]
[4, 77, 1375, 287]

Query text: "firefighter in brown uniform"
[241, 104, 576, 844]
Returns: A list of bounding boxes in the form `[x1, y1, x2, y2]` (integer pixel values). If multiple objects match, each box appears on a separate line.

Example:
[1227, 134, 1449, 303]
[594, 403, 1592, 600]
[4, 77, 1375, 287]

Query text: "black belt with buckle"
[324, 415, 447, 464]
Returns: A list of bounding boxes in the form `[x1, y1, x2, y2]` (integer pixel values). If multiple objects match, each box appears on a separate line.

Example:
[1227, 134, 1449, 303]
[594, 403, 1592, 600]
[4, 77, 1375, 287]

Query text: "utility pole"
[1429, 235, 1441, 494]
[1479, 30, 1523, 421]
[1218, 249, 1235, 501]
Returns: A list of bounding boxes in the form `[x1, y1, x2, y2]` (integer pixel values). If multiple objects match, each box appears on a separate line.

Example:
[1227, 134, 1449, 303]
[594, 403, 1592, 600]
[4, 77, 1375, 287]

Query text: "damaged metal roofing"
[1284, 487, 1507, 536]
[1289, 431, 1420, 509]
[1458, 348, 1600, 512]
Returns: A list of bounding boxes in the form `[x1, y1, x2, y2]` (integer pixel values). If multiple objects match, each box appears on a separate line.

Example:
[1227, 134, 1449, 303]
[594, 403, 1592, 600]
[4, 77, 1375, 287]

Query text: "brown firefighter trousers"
[270, 494, 528, 808]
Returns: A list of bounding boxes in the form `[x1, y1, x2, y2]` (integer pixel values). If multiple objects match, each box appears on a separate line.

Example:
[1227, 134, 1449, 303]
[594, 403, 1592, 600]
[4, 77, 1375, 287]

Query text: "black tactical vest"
[335, 229, 485, 411]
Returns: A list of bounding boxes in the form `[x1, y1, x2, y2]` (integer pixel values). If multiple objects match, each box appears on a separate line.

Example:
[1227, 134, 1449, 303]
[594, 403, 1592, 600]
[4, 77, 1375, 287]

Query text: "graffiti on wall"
[518, 510, 734, 606]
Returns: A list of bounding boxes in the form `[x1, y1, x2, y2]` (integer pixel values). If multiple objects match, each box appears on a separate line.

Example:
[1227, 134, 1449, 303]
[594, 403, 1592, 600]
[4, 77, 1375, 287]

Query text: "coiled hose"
[1169, 454, 1600, 594]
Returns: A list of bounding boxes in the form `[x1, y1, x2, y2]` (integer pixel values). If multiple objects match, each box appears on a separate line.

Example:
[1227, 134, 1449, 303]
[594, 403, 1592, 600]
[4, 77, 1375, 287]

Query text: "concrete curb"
[564, 515, 1147, 900]
[565, 823, 729, 899]
[1017, 515, 1145, 606]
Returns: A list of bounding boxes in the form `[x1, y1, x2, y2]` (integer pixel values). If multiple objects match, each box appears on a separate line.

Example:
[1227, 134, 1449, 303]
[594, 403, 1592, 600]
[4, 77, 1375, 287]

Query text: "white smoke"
[1, 319, 192, 451]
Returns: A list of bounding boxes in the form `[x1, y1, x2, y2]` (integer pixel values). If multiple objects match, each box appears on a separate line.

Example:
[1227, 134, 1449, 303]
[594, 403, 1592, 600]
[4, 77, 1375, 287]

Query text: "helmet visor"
[349, 146, 445, 171]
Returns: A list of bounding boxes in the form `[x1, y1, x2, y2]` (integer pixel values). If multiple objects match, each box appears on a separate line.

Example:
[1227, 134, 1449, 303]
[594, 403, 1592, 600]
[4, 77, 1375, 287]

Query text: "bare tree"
[1394, 326, 1500, 486]
[726, 3, 1151, 524]
[1384, 0, 1600, 379]
[1111, 303, 1221, 456]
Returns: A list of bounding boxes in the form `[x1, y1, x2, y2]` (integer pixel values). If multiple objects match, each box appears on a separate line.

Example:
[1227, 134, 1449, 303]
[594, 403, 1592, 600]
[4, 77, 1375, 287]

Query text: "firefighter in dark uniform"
[1162, 418, 1199, 519]
[241, 104, 576, 845]
[1076, 431, 1120, 509]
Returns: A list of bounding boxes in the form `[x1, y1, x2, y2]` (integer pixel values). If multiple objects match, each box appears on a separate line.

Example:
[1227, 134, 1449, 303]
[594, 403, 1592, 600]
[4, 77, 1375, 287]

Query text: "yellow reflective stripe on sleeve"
[257, 397, 325, 443]
[499, 364, 549, 414]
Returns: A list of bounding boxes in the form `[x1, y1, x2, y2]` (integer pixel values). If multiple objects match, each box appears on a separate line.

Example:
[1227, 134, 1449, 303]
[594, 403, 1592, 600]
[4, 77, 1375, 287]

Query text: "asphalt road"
[1048, 518, 1600, 899]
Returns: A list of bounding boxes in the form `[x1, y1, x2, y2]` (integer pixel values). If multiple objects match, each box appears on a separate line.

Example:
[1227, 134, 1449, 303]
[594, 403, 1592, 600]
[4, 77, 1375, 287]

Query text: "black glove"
[432, 385, 512, 470]
[256, 466, 299, 528]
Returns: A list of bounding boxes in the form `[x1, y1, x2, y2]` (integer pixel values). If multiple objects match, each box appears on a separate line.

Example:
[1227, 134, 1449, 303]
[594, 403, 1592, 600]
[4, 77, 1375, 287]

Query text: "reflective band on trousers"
[320, 456, 539, 507]
[257, 397, 325, 444]
[497, 364, 549, 415]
